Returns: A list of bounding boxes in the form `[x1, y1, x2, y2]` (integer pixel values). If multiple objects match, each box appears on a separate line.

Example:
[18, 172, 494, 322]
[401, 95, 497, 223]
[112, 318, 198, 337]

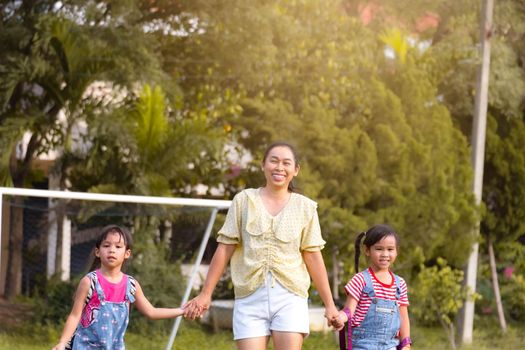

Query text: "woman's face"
[262, 146, 299, 190]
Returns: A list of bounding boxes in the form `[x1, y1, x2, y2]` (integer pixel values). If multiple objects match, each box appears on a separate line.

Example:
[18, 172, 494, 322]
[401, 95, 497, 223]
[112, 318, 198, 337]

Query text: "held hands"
[331, 310, 349, 331]
[323, 304, 341, 329]
[183, 293, 211, 320]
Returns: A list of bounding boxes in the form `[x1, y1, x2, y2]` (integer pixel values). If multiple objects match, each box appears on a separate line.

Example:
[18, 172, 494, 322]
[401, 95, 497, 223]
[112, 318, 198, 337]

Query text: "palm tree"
[0, 2, 165, 298]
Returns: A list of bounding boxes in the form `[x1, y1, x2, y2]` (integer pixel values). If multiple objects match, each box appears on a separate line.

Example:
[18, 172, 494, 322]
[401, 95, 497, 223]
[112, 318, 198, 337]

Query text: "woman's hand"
[330, 310, 347, 331]
[335, 309, 350, 331]
[183, 293, 211, 320]
[324, 303, 340, 327]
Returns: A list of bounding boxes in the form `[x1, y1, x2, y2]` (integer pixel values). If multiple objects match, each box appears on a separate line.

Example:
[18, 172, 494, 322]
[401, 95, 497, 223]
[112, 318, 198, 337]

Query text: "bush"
[410, 258, 476, 349]
[126, 241, 185, 334]
[501, 274, 525, 321]
[32, 274, 78, 325]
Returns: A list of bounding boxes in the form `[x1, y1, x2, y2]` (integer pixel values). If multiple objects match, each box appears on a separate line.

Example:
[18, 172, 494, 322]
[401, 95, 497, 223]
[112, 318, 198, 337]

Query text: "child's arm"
[333, 296, 358, 331]
[133, 281, 185, 320]
[52, 276, 90, 350]
[399, 305, 411, 349]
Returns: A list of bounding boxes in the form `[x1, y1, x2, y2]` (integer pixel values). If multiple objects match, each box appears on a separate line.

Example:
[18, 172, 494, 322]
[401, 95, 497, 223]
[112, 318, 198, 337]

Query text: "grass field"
[1, 316, 524, 350]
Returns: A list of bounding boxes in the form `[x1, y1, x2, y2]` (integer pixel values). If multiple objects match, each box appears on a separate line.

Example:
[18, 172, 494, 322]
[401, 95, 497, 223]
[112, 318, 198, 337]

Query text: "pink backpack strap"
[338, 307, 352, 350]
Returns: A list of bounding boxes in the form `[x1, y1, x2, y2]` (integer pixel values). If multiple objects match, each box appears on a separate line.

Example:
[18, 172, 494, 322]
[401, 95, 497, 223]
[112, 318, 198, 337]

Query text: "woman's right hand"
[183, 293, 211, 320]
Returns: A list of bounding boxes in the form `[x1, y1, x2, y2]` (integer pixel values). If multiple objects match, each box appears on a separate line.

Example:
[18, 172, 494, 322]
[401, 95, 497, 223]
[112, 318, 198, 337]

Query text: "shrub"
[126, 241, 185, 334]
[410, 258, 476, 350]
[501, 274, 525, 321]
[31, 274, 78, 326]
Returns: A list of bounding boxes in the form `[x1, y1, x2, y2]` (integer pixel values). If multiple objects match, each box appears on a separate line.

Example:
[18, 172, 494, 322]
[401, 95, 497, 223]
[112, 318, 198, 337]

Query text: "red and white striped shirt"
[344, 267, 409, 328]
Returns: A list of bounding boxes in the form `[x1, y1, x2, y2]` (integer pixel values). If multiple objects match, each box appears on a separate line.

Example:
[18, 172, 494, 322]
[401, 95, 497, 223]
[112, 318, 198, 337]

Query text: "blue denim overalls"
[352, 269, 401, 350]
[72, 273, 136, 350]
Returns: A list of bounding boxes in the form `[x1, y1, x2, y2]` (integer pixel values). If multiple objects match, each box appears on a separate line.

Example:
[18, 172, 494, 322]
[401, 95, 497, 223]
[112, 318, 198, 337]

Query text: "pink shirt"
[344, 267, 409, 327]
[96, 270, 128, 302]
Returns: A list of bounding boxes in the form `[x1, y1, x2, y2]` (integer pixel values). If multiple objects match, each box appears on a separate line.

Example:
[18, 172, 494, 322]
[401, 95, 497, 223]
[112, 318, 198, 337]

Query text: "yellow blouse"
[217, 188, 326, 298]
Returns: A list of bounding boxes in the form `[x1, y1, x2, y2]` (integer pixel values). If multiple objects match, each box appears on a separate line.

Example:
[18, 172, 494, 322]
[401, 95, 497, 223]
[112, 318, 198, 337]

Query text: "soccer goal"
[0, 186, 231, 349]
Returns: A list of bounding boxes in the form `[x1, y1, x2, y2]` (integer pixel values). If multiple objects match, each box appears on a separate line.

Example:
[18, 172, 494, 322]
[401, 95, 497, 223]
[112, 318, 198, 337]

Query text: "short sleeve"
[216, 192, 243, 245]
[344, 273, 365, 301]
[300, 208, 325, 252]
[399, 277, 409, 306]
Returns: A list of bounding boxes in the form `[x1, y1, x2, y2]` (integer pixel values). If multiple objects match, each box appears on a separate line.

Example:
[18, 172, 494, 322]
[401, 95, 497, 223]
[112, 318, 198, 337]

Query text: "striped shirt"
[344, 267, 409, 327]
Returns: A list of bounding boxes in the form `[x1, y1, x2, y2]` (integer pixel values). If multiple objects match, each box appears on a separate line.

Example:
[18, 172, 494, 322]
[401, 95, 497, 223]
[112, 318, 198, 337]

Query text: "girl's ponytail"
[89, 254, 101, 272]
[354, 231, 366, 273]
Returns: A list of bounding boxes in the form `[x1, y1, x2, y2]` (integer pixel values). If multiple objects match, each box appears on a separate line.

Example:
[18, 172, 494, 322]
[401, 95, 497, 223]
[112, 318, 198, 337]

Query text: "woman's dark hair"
[89, 225, 133, 271]
[354, 224, 399, 273]
[262, 141, 300, 192]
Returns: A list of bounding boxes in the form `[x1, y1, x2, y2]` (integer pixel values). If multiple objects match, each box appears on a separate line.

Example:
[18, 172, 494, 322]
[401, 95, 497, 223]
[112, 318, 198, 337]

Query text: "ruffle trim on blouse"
[243, 188, 318, 242]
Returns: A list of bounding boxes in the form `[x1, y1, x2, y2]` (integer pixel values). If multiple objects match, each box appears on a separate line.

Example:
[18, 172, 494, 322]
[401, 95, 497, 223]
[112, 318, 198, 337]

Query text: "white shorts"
[232, 273, 310, 340]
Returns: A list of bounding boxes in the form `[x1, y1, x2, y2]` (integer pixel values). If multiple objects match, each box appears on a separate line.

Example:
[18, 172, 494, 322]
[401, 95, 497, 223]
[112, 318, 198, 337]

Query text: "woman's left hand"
[324, 304, 340, 327]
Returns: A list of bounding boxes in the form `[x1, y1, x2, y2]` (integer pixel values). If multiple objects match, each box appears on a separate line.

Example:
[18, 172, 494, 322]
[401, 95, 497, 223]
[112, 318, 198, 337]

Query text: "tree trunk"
[6, 197, 23, 300]
[332, 246, 340, 302]
[488, 236, 507, 332]
[5, 139, 33, 300]
[448, 322, 456, 350]
[438, 312, 457, 350]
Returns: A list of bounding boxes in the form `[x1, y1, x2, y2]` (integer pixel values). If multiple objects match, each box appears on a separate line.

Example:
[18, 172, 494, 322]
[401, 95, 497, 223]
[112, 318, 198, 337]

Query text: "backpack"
[65, 272, 136, 350]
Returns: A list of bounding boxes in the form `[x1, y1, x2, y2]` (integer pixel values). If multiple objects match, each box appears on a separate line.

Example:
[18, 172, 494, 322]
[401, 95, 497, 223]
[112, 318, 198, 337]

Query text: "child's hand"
[51, 342, 66, 350]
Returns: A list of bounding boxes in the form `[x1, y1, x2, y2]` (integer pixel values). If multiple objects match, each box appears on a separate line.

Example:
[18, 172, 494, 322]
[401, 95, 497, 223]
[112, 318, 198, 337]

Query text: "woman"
[185, 141, 338, 350]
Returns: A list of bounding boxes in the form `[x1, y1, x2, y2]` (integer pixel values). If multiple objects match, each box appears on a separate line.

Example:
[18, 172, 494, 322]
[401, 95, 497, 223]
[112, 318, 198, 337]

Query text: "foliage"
[500, 274, 525, 321]
[31, 274, 78, 325]
[411, 258, 474, 349]
[168, 0, 478, 275]
[126, 226, 185, 334]
[66, 82, 225, 199]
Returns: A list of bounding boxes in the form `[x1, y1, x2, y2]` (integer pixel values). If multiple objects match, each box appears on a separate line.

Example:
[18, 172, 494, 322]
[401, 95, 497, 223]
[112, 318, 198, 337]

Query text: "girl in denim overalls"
[334, 224, 412, 350]
[52, 225, 185, 350]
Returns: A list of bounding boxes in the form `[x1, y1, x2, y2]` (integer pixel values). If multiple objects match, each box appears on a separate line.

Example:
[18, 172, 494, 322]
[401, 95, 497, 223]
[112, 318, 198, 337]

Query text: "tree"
[0, 0, 168, 298]
[162, 0, 478, 275]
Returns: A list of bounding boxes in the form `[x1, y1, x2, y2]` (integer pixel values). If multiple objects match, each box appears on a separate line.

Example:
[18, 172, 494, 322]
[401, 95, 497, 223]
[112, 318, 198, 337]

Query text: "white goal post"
[0, 187, 231, 349]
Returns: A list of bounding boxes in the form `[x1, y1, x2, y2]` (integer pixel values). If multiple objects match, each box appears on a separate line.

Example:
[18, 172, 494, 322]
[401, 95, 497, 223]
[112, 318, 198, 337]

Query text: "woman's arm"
[184, 243, 236, 319]
[52, 276, 90, 350]
[133, 281, 184, 320]
[399, 305, 411, 349]
[302, 250, 339, 325]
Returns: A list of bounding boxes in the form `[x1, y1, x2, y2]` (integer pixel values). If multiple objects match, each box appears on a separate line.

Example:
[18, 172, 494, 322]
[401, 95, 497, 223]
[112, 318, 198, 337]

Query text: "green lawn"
[1, 317, 523, 350]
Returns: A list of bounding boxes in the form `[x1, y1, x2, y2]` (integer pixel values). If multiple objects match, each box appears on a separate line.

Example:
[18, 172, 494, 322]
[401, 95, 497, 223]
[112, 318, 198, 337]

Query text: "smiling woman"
[184, 141, 339, 350]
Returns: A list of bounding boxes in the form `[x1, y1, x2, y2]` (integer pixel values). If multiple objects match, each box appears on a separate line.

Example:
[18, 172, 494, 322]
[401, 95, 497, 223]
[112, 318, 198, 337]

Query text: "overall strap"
[393, 273, 402, 300]
[362, 268, 376, 298]
[85, 271, 97, 306]
[126, 275, 137, 303]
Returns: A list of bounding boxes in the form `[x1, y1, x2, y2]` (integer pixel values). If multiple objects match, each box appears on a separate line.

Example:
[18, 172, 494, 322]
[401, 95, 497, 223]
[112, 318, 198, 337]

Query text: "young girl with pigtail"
[52, 225, 184, 350]
[333, 224, 412, 350]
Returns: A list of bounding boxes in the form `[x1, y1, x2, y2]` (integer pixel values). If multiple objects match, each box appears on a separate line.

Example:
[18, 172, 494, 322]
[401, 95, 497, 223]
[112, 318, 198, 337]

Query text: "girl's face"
[365, 235, 398, 272]
[95, 231, 131, 270]
[262, 146, 299, 190]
